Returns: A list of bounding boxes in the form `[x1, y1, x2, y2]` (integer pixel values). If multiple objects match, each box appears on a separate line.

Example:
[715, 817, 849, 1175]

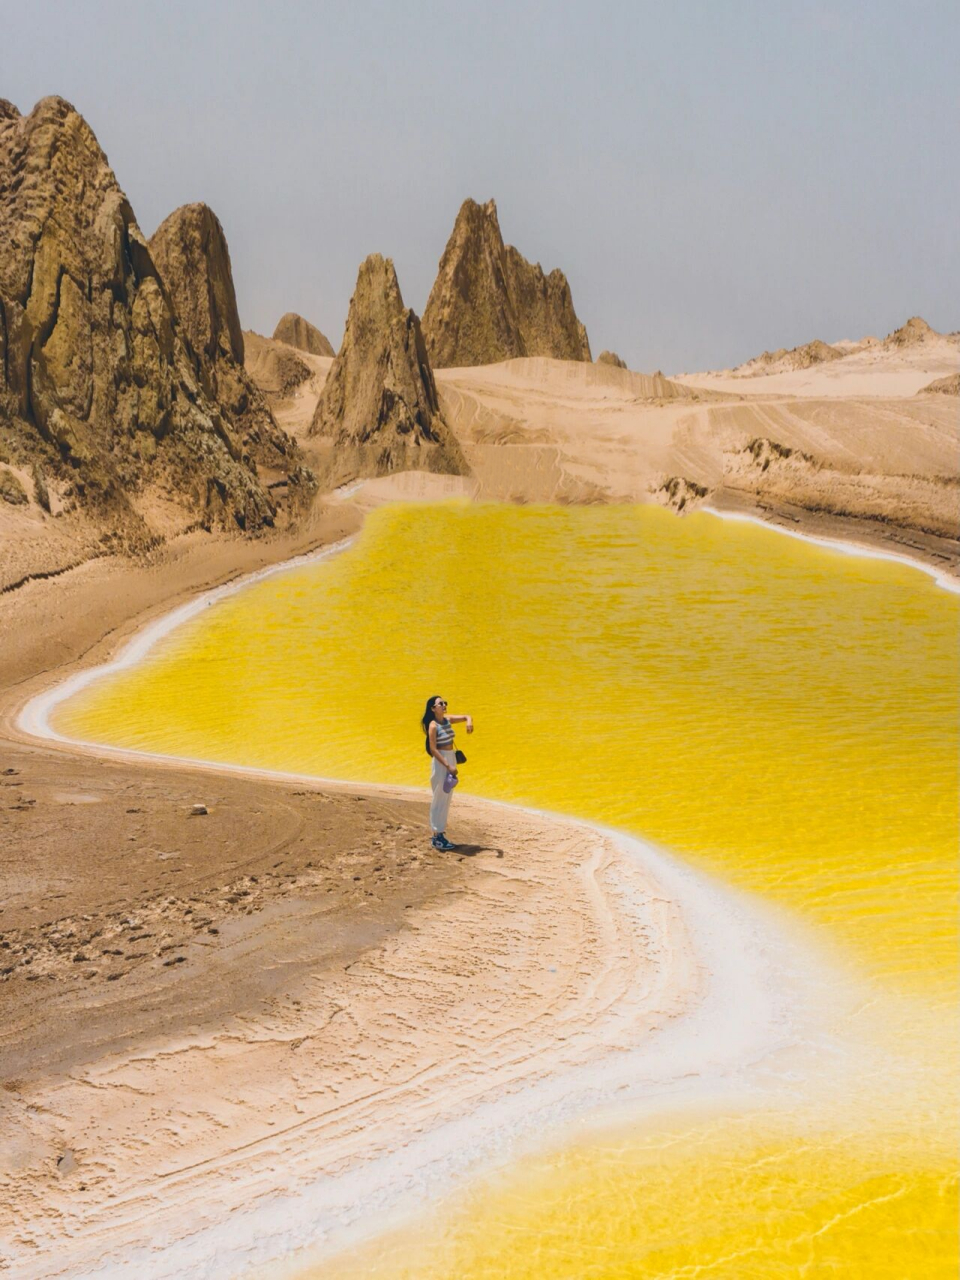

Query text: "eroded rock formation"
[273, 312, 335, 357]
[737, 338, 843, 375]
[310, 254, 466, 483]
[149, 203, 298, 473]
[421, 198, 591, 367]
[0, 97, 296, 549]
[717, 435, 959, 543]
[655, 475, 709, 513]
[597, 350, 627, 368]
[885, 316, 937, 347]
[918, 372, 959, 395]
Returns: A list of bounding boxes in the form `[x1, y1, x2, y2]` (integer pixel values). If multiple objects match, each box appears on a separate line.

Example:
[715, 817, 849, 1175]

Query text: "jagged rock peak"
[0, 97, 286, 541]
[885, 316, 937, 347]
[597, 350, 627, 368]
[309, 253, 467, 483]
[149, 202, 300, 475]
[273, 312, 335, 357]
[149, 203, 244, 364]
[421, 197, 591, 368]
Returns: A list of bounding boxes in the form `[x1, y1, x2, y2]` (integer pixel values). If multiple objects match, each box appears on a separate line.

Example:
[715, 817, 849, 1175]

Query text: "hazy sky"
[3, 1, 957, 371]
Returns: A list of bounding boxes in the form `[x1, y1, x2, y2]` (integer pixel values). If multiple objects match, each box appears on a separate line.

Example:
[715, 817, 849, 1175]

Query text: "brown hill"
[736, 338, 843, 375]
[421, 198, 591, 367]
[0, 96, 288, 561]
[884, 316, 938, 347]
[310, 254, 467, 484]
[917, 372, 959, 395]
[597, 350, 627, 368]
[243, 331, 314, 399]
[273, 312, 335, 357]
[149, 203, 300, 475]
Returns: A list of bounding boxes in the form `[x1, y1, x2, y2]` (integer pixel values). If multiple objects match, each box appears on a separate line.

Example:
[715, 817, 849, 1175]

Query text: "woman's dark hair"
[421, 695, 443, 754]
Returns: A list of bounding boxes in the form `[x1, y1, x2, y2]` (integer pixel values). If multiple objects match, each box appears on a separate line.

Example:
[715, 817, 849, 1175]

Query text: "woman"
[421, 695, 473, 851]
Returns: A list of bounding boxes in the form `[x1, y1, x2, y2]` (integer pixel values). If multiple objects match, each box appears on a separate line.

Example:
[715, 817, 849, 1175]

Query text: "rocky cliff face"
[0, 97, 294, 549]
[149, 203, 299, 474]
[273, 312, 335, 357]
[597, 350, 627, 368]
[310, 254, 466, 483]
[421, 198, 591, 367]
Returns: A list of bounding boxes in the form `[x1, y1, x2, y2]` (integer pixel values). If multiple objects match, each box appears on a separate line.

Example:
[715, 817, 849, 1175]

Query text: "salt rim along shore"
[702, 506, 960, 595]
[3, 502, 945, 1277]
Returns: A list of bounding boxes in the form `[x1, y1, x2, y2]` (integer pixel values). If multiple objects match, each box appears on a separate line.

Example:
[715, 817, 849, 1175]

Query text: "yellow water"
[54, 503, 959, 1275]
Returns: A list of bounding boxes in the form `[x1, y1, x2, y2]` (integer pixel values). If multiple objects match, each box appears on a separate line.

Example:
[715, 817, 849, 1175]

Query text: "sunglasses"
[434, 699, 447, 706]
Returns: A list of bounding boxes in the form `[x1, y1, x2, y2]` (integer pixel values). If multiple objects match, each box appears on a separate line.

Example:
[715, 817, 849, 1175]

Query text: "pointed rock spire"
[421, 198, 591, 367]
[149, 203, 244, 364]
[310, 254, 466, 483]
[149, 202, 298, 473]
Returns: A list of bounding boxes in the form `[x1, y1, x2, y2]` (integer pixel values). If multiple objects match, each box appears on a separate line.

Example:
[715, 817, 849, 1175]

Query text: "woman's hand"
[465, 716, 474, 734]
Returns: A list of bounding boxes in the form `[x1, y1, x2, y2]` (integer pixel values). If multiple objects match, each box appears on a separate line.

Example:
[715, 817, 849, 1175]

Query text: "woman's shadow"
[450, 843, 505, 858]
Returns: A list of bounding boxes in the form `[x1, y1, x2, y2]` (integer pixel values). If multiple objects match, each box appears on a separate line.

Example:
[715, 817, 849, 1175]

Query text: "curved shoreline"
[15, 493, 958, 751]
[5, 511, 877, 1279]
[701, 504, 960, 595]
[15, 536, 355, 747]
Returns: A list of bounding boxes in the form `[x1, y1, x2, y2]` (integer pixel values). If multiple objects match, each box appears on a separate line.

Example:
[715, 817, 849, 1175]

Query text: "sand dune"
[676, 323, 959, 399]
[920, 372, 960, 396]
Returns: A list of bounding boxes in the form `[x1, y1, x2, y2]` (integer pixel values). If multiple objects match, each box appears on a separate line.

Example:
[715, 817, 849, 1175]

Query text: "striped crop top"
[434, 719, 455, 748]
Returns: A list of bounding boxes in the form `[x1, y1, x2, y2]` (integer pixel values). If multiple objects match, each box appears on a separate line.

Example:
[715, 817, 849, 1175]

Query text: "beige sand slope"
[676, 319, 960, 399]
[238, 332, 959, 575]
[436, 355, 957, 571]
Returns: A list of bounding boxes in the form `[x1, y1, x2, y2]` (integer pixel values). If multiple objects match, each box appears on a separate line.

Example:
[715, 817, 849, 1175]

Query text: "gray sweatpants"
[430, 750, 457, 833]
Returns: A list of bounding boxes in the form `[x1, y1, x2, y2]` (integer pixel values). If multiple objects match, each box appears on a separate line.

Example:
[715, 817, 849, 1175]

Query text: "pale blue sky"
[3, 0, 957, 370]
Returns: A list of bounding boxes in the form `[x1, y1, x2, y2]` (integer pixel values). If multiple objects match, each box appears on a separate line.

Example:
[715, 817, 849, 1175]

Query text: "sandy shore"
[0, 734, 841, 1280]
[0, 790, 704, 1278]
[0, 468, 947, 1276]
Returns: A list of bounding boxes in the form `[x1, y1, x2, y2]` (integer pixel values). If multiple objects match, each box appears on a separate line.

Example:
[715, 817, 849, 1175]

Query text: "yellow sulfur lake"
[55, 503, 959, 1276]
